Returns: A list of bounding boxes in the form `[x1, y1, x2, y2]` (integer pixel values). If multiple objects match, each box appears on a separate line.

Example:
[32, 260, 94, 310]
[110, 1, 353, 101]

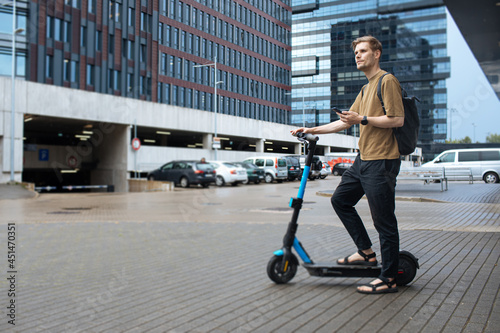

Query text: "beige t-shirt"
[349, 70, 404, 160]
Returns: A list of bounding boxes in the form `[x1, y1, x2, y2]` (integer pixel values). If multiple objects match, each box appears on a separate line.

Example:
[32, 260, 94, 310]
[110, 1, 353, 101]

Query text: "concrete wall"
[0, 77, 358, 189]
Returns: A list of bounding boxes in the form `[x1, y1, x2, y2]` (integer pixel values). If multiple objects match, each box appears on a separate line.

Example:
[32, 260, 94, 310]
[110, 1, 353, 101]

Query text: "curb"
[315, 191, 449, 203]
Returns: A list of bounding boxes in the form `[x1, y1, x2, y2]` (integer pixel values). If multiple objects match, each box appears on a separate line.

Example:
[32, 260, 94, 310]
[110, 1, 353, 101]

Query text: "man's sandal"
[337, 250, 378, 266]
[357, 278, 398, 294]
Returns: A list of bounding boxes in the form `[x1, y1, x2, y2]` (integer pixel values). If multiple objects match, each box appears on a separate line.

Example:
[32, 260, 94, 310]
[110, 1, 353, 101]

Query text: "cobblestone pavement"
[0, 179, 498, 332]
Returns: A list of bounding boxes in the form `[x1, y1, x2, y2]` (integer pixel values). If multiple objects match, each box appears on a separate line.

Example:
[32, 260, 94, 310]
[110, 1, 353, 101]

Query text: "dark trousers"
[331, 155, 401, 279]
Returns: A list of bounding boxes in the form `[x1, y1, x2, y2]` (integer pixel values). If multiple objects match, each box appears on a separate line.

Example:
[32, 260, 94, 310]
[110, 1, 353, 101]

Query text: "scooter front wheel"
[267, 254, 298, 284]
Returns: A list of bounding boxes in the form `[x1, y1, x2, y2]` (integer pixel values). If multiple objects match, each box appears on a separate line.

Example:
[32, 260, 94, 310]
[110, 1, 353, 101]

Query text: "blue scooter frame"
[267, 133, 419, 285]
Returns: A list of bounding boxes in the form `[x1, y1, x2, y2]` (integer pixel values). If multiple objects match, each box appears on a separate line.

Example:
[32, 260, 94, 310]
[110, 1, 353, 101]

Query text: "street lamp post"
[193, 57, 223, 160]
[448, 108, 457, 142]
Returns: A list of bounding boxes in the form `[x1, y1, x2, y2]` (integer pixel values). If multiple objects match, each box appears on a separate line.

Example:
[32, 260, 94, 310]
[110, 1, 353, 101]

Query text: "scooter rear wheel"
[396, 252, 418, 286]
[267, 254, 298, 284]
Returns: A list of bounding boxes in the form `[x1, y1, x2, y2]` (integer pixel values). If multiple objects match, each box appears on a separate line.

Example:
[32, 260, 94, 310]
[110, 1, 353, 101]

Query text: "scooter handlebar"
[294, 132, 319, 142]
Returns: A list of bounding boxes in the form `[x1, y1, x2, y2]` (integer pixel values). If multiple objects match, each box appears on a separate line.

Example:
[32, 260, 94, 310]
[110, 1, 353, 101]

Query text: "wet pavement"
[0, 178, 498, 332]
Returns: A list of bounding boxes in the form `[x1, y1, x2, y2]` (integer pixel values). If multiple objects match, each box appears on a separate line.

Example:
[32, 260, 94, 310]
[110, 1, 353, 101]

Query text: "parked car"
[284, 156, 301, 181]
[243, 156, 288, 183]
[421, 148, 500, 183]
[147, 160, 216, 188]
[299, 156, 323, 180]
[319, 162, 330, 179]
[209, 161, 248, 186]
[232, 162, 265, 184]
[332, 162, 353, 176]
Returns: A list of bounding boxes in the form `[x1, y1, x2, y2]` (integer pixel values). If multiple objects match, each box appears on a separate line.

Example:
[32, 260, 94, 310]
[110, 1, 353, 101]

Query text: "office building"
[291, 0, 451, 148]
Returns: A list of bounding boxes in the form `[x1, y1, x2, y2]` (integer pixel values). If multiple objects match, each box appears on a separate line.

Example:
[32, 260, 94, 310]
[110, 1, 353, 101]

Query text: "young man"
[291, 36, 404, 294]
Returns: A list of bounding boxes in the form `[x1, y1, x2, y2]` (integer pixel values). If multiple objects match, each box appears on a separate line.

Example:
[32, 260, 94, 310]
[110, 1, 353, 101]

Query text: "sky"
[445, 9, 500, 143]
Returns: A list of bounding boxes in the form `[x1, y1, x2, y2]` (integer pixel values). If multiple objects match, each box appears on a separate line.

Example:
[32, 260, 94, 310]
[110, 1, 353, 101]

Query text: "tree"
[445, 136, 472, 144]
[486, 133, 500, 143]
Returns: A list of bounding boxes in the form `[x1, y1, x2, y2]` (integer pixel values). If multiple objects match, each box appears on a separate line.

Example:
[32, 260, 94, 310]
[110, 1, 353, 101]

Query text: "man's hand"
[338, 111, 362, 126]
[290, 127, 311, 136]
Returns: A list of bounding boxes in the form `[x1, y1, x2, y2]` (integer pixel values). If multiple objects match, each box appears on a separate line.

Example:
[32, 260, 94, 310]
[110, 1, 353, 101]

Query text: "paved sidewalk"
[0, 180, 498, 332]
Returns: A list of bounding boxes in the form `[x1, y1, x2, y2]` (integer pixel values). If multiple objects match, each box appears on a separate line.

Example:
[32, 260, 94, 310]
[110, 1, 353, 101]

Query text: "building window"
[65, 0, 80, 9]
[141, 12, 151, 32]
[88, 0, 96, 13]
[177, 2, 182, 22]
[161, 0, 168, 16]
[193, 90, 198, 108]
[46, 16, 53, 38]
[159, 23, 163, 44]
[64, 59, 78, 83]
[186, 88, 192, 108]
[181, 30, 186, 51]
[45, 55, 53, 78]
[115, 3, 121, 22]
[114, 70, 121, 90]
[169, 0, 175, 19]
[172, 85, 177, 105]
[86, 64, 94, 86]
[140, 76, 146, 95]
[108, 35, 115, 53]
[165, 84, 170, 104]
[127, 40, 134, 59]
[63, 21, 71, 43]
[187, 33, 193, 54]
[128, 7, 135, 27]
[127, 73, 134, 92]
[80, 26, 86, 47]
[96, 31, 102, 51]
[192, 7, 197, 27]
[160, 53, 166, 75]
[54, 18, 61, 41]
[179, 87, 185, 106]
[167, 55, 174, 77]
[108, 69, 113, 89]
[176, 57, 182, 79]
[173, 28, 179, 49]
[140, 44, 147, 63]
[165, 25, 171, 47]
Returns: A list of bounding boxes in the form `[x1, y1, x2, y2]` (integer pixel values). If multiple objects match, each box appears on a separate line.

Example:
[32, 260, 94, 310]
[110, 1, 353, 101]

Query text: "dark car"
[233, 162, 265, 184]
[285, 156, 301, 181]
[147, 160, 216, 188]
[332, 163, 353, 176]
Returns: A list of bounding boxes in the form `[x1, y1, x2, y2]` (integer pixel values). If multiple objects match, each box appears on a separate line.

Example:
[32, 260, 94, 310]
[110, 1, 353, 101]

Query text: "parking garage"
[0, 78, 358, 190]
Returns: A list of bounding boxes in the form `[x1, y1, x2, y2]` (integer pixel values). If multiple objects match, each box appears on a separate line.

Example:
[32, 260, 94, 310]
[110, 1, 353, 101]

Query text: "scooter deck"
[303, 262, 381, 278]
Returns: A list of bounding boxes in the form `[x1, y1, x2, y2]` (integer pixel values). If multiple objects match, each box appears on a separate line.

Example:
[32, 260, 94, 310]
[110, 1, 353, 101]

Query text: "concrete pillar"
[91, 123, 128, 192]
[256, 138, 264, 153]
[294, 143, 301, 155]
[323, 146, 330, 155]
[1, 109, 23, 183]
[203, 133, 212, 150]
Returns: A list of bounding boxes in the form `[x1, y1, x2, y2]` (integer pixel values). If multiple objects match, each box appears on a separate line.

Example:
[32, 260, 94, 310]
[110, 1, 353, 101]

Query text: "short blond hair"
[352, 36, 382, 54]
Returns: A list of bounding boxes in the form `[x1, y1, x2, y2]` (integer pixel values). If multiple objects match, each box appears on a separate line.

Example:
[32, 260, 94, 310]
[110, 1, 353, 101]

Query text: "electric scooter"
[267, 132, 419, 285]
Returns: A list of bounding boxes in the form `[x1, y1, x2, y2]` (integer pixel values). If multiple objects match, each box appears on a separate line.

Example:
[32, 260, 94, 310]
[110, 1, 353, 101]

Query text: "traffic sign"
[132, 138, 141, 151]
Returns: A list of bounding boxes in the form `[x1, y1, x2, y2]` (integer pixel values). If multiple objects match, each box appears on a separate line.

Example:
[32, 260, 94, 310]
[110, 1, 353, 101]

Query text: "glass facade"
[291, 0, 450, 145]
[0, 2, 28, 78]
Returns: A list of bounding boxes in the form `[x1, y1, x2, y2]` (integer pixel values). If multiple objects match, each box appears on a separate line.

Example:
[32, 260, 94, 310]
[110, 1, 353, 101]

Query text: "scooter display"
[267, 132, 419, 285]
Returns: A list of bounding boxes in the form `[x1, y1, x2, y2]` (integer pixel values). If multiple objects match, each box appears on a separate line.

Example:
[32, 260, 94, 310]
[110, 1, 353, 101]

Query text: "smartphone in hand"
[332, 107, 343, 114]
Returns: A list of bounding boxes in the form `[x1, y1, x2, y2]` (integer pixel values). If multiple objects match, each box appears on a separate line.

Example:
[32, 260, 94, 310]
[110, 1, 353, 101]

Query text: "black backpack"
[363, 73, 420, 155]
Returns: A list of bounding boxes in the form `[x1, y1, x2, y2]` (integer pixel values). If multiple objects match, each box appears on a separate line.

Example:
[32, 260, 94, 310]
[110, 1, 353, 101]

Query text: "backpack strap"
[376, 72, 390, 115]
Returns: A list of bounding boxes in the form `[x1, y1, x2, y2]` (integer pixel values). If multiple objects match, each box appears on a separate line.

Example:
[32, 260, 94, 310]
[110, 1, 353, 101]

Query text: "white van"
[243, 156, 288, 183]
[421, 148, 500, 183]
